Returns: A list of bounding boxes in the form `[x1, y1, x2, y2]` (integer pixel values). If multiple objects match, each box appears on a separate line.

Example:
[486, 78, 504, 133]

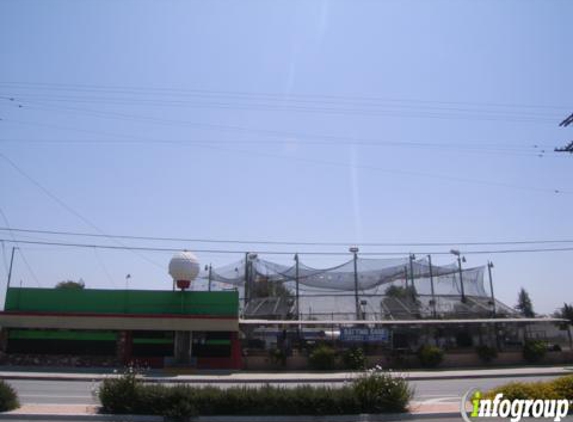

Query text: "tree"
[55, 279, 85, 290]
[515, 288, 535, 317]
[556, 303, 573, 324]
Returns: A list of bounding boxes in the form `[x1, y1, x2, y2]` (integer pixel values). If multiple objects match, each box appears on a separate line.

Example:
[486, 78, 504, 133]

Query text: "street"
[6, 375, 561, 406]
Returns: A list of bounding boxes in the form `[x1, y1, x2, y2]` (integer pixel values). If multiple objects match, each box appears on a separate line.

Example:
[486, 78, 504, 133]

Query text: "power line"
[0, 152, 165, 272]
[1, 237, 573, 256]
[3, 119, 567, 194]
[0, 81, 569, 111]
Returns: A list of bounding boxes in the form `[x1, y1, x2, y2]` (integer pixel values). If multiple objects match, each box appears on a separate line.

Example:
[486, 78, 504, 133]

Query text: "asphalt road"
[7, 375, 561, 406]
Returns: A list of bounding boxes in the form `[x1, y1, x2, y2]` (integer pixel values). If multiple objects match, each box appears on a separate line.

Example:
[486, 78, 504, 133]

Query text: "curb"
[0, 412, 463, 421]
[0, 369, 569, 384]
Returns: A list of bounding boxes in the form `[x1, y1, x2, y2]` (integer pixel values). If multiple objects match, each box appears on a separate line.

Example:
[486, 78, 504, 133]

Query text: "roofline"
[239, 317, 567, 325]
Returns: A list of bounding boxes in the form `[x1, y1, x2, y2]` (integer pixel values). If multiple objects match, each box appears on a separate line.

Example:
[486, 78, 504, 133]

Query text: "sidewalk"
[0, 402, 465, 421]
[0, 364, 571, 383]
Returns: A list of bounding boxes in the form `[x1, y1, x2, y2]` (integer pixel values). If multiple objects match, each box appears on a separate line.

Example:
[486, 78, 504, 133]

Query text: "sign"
[340, 327, 390, 343]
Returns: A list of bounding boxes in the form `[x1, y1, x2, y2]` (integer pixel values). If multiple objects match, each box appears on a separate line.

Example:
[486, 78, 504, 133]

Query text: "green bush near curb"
[522, 340, 547, 363]
[486, 375, 573, 403]
[342, 347, 366, 370]
[476, 345, 498, 363]
[98, 370, 413, 417]
[308, 344, 337, 370]
[0, 380, 20, 412]
[417, 345, 444, 368]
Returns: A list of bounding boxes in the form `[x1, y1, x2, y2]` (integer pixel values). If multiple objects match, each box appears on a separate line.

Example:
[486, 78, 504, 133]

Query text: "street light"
[349, 246, 360, 320]
[450, 249, 467, 303]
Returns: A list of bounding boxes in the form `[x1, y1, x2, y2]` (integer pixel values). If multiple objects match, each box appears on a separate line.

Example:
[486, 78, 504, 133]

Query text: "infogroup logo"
[461, 389, 571, 422]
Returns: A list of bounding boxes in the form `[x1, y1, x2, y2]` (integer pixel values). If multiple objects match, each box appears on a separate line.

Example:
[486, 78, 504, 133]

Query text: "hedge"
[98, 369, 412, 417]
[486, 375, 573, 402]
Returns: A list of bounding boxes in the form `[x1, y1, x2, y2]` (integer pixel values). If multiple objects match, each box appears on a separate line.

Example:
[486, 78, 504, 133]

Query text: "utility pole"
[208, 264, 213, 292]
[427, 255, 437, 318]
[349, 247, 360, 320]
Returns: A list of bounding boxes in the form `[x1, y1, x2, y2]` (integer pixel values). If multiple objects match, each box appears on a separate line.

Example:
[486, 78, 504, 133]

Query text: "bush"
[0, 380, 19, 412]
[485, 381, 559, 401]
[417, 345, 444, 368]
[309, 344, 337, 370]
[476, 345, 498, 363]
[98, 369, 413, 416]
[352, 370, 413, 413]
[523, 340, 546, 363]
[551, 375, 573, 401]
[342, 347, 366, 370]
[97, 369, 140, 414]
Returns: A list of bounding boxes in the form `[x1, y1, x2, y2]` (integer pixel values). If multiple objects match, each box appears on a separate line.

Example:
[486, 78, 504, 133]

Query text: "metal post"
[409, 253, 417, 301]
[409, 253, 416, 291]
[450, 250, 466, 303]
[208, 264, 213, 292]
[427, 255, 437, 318]
[403, 266, 408, 288]
[294, 254, 300, 321]
[243, 252, 249, 311]
[487, 261, 496, 317]
[458, 255, 466, 303]
[350, 247, 360, 320]
[7, 247, 16, 291]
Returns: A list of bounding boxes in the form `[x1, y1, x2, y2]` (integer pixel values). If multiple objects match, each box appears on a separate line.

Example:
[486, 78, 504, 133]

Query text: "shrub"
[98, 367, 142, 414]
[352, 370, 412, 413]
[485, 381, 558, 401]
[99, 369, 413, 416]
[551, 375, 573, 401]
[0, 380, 19, 412]
[523, 340, 546, 363]
[476, 345, 498, 363]
[269, 347, 287, 367]
[417, 345, 444, 368]
[485, 375, 573, 404]
[342, 347, 366, 370]
[309, 344, 337, 370]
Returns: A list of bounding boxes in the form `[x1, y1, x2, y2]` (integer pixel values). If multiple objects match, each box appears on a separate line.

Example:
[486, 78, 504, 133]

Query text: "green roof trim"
[5, 288, 239, 317]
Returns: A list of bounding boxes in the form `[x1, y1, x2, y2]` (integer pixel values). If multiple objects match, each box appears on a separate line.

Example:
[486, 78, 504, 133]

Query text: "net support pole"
[409, 253, 416, 301]
[427, 254, 437, 318]
[243, 252, 249, 311]
[409, 253, 416, 290]
[350, 247, 360, 320]
[488, 261, 496, 317]
[6, 246, 16, 292]
[294, 253, 300, 320]
[457, 255, 466, 303]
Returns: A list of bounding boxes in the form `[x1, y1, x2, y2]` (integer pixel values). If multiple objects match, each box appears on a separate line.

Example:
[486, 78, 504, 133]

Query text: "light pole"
[487, 261, 496, 317]
[450, 249, 466, 303]
[349, 246, 360, 320]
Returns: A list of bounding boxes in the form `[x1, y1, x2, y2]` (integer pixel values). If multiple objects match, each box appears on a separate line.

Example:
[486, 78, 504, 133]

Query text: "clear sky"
[0, 0, 571, 314]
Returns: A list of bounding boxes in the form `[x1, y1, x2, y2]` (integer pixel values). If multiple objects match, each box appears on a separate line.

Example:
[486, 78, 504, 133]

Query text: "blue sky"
[0, 0, 571, 313]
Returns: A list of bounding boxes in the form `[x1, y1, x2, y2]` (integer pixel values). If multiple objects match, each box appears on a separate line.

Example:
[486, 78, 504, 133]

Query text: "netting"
[194, 256, 513, 320]
[199, 256, 487, 296]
